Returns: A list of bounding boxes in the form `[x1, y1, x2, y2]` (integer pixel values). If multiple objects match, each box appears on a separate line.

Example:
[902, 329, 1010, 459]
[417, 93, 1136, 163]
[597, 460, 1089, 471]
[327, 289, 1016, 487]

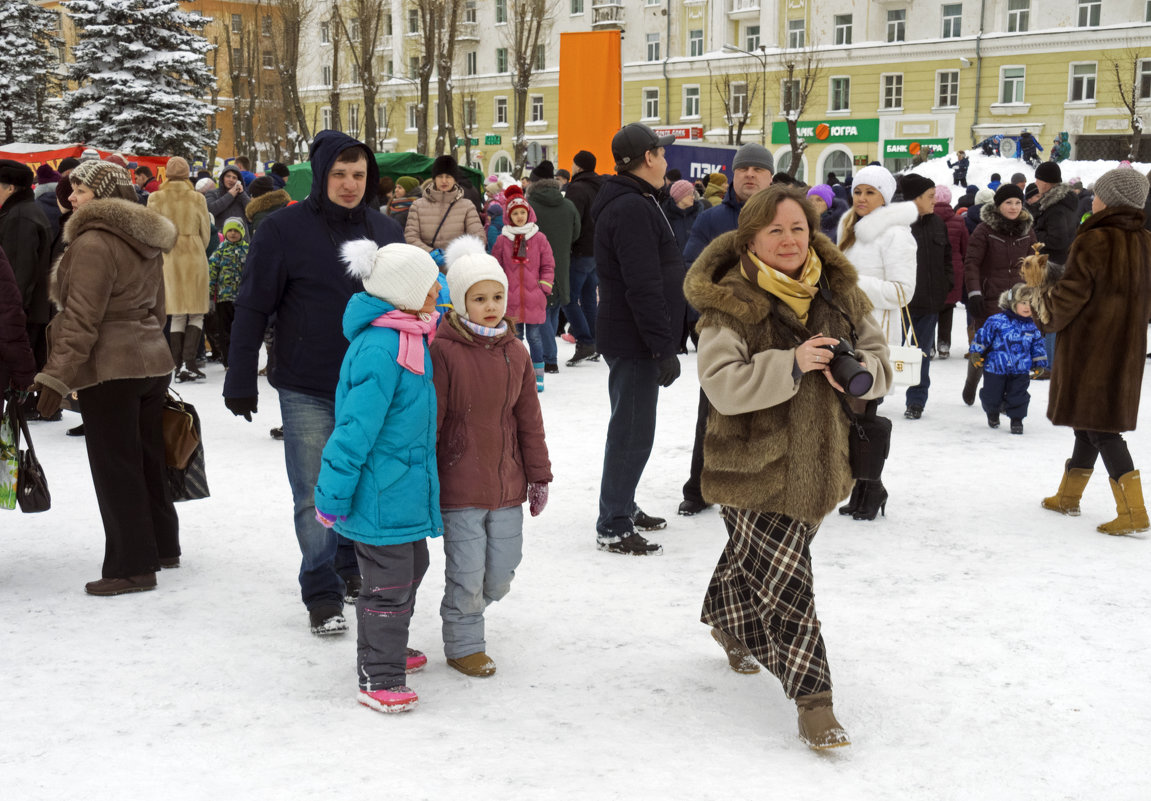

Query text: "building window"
[731, 82, 747, 117]
[882, 74, 903, 109]
[262, 51, 274, 70]
[349, 17, 360, 41]
[683, 85, 700, 117]
[746, 25, 760, 52]
[409, 56, 419, 79]
[937, 70, 959, 107]
[406, 103, 417, 130]
[496, 48, 508, 73]
[787, 19, 804, 49]
[834, 15, 852, 45]
[1147, 0, 1151, 21]
[1000, 66, 1025, 103]
[496, 0, 507, 24]
[782, 79, 799, 111]
[531, 95, 545, 122]
[495, 97, 508, 125]
[1007, 0, 1030, 32]
[408, 8, 418, 33]
[386, 59, 393, 78]
[261, 15, 272, 36]
[322, 107, 332, 130]
[643, 88, 659, 119]
[1069, 63, 1097, 101]
[231, 13, 242, 34]
[829, 77, 850, 111]
[466, 51, 477, 75]
[646, 33, 660, 62]
[348, 104, 359, 134]
[1141, 60, 1151, 99]
[1077, 0, 1100, 26]
[232, 48, 242, 68]
[689, 29, 704, 57]
[535, 43, 546, 71]
[320, 20, 330, 43]
[571, 0, 584, 13]
[377, 105, 388, 131]
[350, 62, 359, 83]
[464, 99, 477, 128]
[465, 0, 476, 23]
[941, 4, 962, 37]
[646, 0, 660, 5]
[887, 9, 906, 42]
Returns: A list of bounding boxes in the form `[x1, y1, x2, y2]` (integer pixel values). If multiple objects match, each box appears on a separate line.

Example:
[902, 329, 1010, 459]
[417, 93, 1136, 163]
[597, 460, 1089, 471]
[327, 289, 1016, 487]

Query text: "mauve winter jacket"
[935, 202, 969, 305]
[493, 225, 555, 325]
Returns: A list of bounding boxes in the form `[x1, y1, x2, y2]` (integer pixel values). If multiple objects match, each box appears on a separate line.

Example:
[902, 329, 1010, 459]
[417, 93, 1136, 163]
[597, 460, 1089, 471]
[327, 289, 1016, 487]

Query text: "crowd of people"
[3, 125, 1151, 751]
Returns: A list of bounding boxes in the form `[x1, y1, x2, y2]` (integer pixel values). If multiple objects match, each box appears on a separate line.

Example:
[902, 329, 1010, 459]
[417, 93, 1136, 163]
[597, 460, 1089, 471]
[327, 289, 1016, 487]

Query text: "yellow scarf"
[741, 248, 823, 324]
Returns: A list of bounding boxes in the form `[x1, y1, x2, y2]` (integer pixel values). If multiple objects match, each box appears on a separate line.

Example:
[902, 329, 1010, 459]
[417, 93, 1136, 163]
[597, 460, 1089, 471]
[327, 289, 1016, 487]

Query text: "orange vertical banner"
[558, 31, 621, 175]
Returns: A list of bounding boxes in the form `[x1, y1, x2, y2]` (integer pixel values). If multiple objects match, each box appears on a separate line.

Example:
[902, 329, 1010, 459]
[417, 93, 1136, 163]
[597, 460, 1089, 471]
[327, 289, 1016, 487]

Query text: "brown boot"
[1041, 459, 1093, 517]
[447, 651, 497, 677]
[796, 691, 850, 750]
[710, 627, 760, 674]
[1098, 470, 1150, 535]
[85, 573, 157, 596]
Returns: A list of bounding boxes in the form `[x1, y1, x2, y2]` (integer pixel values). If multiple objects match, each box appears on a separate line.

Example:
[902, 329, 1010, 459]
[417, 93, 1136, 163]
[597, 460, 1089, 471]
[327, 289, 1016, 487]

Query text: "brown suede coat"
[147, 179, 211, 315]
[685, 230, 889, 525]
[429, 312, 552, 510]
[36, 199, 176, 396]
[1042, 206, 1151, 432]
[404, 184, 484, 253]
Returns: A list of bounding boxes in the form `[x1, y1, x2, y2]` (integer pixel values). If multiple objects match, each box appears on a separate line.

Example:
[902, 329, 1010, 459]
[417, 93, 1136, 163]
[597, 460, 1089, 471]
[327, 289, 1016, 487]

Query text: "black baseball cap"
[612, 123, 675, 170]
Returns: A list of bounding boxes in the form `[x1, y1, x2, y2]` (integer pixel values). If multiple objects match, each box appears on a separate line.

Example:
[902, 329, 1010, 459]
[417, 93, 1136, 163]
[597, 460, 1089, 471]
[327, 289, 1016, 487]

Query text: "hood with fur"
[63, 198, 177, 256]
[979, 202, 1034, 237]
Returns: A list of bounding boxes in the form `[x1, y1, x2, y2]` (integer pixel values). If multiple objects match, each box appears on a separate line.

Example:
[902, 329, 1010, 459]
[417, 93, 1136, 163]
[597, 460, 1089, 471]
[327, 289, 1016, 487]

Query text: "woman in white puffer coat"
[835, 164, 917, 522]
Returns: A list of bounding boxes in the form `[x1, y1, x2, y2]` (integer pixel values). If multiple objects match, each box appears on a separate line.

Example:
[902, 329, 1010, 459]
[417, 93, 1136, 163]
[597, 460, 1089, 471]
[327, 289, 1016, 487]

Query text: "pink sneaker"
[358, 685, 418, 713]
[561, 333, 576, 344]
[405, 647, 427, 673]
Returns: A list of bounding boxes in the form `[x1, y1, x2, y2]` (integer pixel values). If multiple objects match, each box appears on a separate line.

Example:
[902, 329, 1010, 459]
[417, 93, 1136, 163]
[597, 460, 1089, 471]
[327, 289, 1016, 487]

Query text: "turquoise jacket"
[315, 292, 443, 545]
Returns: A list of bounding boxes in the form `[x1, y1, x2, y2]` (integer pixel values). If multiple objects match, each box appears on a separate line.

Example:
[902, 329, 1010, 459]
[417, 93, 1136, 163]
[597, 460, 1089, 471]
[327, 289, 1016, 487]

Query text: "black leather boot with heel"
[839, 481, 866, 516]
[852, 480, 888, 521]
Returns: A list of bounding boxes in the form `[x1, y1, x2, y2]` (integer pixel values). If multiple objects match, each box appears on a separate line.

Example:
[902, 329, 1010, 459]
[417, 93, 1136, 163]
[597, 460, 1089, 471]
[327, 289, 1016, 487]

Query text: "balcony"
[729, 0, 760, 16]
[457, 22, 479, 42]
[592, 1, 624, 29]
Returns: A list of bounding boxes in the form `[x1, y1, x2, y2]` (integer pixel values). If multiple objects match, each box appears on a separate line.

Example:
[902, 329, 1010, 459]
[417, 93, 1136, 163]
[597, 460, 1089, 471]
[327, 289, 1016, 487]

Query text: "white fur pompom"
[341, 238, 381, 280]
[443, 235, 487, 273]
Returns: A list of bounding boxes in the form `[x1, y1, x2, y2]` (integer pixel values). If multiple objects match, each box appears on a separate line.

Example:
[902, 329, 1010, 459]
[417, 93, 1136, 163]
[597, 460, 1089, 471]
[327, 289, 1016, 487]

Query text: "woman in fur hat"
[684, 184, 891, 750]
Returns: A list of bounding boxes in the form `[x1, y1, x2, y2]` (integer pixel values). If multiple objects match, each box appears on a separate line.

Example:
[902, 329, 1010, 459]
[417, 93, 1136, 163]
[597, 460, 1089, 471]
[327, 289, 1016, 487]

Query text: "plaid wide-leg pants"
[701, 506, 832, 699]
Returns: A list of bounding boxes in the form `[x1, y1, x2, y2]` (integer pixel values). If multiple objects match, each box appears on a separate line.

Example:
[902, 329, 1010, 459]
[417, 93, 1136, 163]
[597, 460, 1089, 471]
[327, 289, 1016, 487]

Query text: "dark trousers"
[355, 539, 429, 691]
[904, 313, 937, 409]
[937, 304, 955, 348]
[1070, 430, 1135, 480]
[204, 301, 235, 367]
[682, 388, 708, 505]
[980, 372, 1031, 420]
[77, 375, 179, 578]
[597, 356, 660, 537]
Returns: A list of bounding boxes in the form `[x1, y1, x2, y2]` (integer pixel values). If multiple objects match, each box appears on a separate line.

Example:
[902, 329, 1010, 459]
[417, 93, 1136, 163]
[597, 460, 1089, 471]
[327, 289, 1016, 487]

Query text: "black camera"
[820, 339, 873, 397]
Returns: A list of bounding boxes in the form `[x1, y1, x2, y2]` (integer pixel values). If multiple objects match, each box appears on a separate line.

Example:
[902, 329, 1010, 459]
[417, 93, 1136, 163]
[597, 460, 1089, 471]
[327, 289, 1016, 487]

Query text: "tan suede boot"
[1097, 470, 1150, 536]
[1041, 459, 1093, 516]
[710, 627, 760, 674]
[447, 651, 497, 677]
[796, 691, 850, 750]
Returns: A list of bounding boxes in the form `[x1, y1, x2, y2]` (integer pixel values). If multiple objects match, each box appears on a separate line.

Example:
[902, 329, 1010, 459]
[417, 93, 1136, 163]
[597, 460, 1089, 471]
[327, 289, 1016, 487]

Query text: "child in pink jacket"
[492, 185, 555, 391]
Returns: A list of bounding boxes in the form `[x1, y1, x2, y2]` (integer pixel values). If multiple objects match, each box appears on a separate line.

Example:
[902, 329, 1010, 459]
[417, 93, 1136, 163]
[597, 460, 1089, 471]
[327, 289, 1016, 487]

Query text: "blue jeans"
[1044, 332, 1055, 370]
[279, 388, 359, 610]
[904, 313, 937, 409]
[518, 322, 546, 363]
[541, 305, 560, 364]
[563, 256, 597, 346]
[597, 356, 660, 537]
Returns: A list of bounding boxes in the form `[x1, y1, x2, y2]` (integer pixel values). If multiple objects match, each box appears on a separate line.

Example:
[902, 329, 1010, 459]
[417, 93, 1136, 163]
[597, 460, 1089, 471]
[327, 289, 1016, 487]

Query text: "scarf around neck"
[501, 221, 538, 261]
[461, 317, 509, 338]
[370, 309, 439, 374]
[741, 248, 822, 325]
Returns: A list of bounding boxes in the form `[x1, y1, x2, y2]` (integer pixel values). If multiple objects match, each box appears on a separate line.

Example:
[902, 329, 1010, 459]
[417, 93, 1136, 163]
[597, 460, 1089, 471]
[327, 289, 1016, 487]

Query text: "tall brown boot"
[796, 691, 850, 750]
[1041, 459, 1093, 517]
[961, 360, 983, 406]
[168, 330, 184, 375]
[181, 325, 206, 379]
[1098, 470, 1150, 536]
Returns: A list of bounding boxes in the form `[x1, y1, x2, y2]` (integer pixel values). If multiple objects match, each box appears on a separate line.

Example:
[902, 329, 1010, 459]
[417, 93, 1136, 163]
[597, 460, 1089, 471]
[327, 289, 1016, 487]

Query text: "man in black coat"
[591, 123, 684, 556]
[1032, 162, 1080, 265]
[563, 150, 604, 363]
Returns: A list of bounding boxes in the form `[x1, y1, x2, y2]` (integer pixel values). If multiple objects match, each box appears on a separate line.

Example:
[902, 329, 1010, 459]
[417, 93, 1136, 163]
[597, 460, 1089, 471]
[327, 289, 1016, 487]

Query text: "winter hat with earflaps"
[341, 240, 439, 311]
[852, 165, 897, 205]
[444, 235, 508, 319]
[69, 160, 133, 200]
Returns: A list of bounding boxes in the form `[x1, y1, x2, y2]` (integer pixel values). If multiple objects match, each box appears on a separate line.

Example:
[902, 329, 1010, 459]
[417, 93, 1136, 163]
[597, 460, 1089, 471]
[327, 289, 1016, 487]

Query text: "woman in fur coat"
[31, 160, 180, 596]
[684, 185, 891, 750]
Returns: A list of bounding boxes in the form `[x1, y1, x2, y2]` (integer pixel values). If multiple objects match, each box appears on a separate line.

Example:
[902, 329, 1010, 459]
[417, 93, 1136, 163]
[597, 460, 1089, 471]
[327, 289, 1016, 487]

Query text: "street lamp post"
[723, 43, 768, 146]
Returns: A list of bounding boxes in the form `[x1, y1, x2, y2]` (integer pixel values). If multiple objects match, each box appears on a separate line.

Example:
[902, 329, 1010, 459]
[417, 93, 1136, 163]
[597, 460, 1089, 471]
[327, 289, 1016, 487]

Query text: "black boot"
[181, 325, 206, 380]
[839, 480, 866, 516]
[852, 480, 888, 521]
[962, 360, 983, 406]
[168, 330, 185, 375]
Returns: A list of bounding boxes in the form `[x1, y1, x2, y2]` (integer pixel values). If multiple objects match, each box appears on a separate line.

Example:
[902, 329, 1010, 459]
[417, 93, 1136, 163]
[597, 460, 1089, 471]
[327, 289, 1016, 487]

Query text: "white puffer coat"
[838, 200, 918, 343]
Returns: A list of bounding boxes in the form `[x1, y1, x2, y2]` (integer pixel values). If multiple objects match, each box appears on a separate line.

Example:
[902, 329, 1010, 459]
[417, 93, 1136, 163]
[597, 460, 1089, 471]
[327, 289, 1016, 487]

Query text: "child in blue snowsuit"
[314, 240, 444, 714]
[970, 283, 1048, 434]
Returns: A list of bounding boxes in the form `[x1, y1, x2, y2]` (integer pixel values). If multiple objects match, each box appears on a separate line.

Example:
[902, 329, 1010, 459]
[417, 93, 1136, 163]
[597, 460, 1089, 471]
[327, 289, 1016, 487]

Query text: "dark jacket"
[660, 195, 706, 255]
[0, 188, 52, 325]
[907, 212, 953, 315]
[1032, 182, 1079, 265]
[34, 184, 62, 241]
[965, 202, 987, 234]
[1042, 207, 1151, 433]
[565, 169, 603, 258]
[204, 166, 251, 232]
[0, 246, 35, 391]
[591, 172, 685, 360]
[964, 204, 1037, 326]
[684, 183, 746, 266]
[820, 197, 849, 243]
[528, 179, 581, 307]
[935, 202, 970, 306]
[223, 130, 403, 401]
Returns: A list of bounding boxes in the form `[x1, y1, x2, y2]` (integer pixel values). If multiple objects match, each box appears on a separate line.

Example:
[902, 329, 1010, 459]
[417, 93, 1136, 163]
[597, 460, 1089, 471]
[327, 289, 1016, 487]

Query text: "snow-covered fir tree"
[63, 0, 218, 158]
[0, 0, 64, 144]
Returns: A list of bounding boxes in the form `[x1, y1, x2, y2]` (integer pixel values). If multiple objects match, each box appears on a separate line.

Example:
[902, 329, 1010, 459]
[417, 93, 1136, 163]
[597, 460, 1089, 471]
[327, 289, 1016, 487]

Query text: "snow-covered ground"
[4, 157, 1150, 799]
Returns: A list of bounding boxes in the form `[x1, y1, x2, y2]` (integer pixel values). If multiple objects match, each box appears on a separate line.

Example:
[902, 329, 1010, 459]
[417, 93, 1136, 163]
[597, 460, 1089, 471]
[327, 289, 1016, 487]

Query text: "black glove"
[225, 395, 258, 422]
[966, 292, 983, 317]
[657, 355, 681, 388]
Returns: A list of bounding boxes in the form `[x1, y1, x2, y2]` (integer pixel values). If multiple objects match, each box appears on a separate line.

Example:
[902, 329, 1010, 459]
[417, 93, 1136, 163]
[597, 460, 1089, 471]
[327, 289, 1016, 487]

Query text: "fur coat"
[36, 199, 176, 396]
[147, 180, 211, 315]
[837, 201, 918, 342]
[684, 230, 892, 525]
[964, 204, 1037, 327]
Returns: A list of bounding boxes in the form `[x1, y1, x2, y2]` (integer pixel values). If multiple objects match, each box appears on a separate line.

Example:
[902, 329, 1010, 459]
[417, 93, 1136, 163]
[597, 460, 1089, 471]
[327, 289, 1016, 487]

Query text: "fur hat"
[431, 154, 458, 179]
[573, 150, 597, 172]
[853, 165, 897, 205]
[35, 164, 60, 185]
[0, 159, 34, 188]
[221, 217, 246, 238]
[1092, 167, 1150, 210]
[529, 160, 555, 181]
[341, 240, 439, 310]
[975, 187, 995, 205]
[732, 142, 774, 173]
[396, 175, 420, 194]
[195, 177, 215, 193]
[999, 282, 1043, 313]
[900, 173, 935, 201]
[1034, 162, 1062, 184]
[933, 184, 952, 205]
[444, 235, 508, 319]
[670, 180, 695, 202]
[993, 184, 1026, 207]
[165, 157, 190, 180]
[707, 172, 727, 188]
[806, 184, 834, 209]
[69, 160, 133, 199]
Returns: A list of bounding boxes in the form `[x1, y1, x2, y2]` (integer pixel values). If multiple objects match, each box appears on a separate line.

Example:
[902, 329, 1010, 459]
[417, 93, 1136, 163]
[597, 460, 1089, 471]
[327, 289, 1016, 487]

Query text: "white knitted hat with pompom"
[340, 239, 439, 310]
[444, 235, 508, 319]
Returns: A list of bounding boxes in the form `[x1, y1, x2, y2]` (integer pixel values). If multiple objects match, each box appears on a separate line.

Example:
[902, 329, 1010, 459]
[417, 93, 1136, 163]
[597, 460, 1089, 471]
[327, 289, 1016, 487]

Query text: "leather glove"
[315, 509, 346, 529]
[970, 353, 985, 369]
[657, 355, 681, 388]
[967, 291, 983, 317]
[225, 395, 258, 421]
[35, 385, 62, 419]
[429, 248, 445, 267]
[528, 482, 549, 517]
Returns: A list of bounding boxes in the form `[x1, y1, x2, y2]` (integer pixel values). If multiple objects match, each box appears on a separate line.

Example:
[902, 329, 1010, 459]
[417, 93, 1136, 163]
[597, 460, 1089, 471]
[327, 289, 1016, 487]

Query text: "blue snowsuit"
[970, 309, 1047, 421]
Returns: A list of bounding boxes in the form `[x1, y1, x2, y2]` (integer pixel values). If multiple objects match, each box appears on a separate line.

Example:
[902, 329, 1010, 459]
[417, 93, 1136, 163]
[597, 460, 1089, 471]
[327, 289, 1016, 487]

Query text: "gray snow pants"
[354, 539, 429, 692]
[440, 506, 523, 659]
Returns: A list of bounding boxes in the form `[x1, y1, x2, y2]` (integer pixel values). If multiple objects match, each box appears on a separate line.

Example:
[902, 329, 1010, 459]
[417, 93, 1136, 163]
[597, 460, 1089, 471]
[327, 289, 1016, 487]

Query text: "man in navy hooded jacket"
[223, 131, 403, 635]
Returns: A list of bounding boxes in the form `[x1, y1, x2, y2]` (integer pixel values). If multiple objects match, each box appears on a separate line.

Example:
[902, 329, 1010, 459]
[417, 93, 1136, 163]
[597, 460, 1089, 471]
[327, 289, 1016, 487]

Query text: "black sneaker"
[309, 605, 347, 636]
[66, 424, 86, 437]
[904, 406, 923, 420]
[343, 574, 362, 604]
[544, 363, 559, 374]
[987, 413, 1000, 429]
[678, 499, 712, 516]
[631, 508, 667, 531]
[1010, 419, 1024, 435]
[566, 343, 598, 366]
[597, 531, 664, 556]
[270, 426, 284, 440]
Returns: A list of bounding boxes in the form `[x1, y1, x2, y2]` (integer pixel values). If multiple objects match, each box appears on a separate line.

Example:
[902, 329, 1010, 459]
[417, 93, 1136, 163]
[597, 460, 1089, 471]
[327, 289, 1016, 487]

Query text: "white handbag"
[883, 287, 924, 388]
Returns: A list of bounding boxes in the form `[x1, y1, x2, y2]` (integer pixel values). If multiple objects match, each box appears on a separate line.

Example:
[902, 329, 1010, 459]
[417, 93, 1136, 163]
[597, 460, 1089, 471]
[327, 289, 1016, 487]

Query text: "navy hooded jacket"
[223, 131, 403, 401]
[683, 183, 746, 267]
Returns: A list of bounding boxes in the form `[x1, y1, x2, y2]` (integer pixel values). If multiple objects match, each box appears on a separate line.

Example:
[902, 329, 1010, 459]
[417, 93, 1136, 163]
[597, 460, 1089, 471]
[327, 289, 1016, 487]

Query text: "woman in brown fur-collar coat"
[1035, 168, 1151, 536]
[683, 185, 891, 751]
[32, 160, 181, 596]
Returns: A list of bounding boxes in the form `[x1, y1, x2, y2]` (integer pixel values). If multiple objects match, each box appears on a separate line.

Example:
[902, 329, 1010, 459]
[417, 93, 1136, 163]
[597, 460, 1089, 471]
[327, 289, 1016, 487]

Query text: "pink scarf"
[370, 310, 439, 374]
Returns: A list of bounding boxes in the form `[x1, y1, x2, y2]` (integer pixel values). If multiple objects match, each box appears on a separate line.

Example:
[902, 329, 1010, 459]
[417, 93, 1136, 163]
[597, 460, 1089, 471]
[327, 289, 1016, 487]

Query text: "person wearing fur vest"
[147, 157, 212, 381]
[1029, 168, 1151, 536]
[30, 159, 180, 596]
[835, 164, 916, 521]
[684, 185, 892, 750]
[404, 155, 484, 262]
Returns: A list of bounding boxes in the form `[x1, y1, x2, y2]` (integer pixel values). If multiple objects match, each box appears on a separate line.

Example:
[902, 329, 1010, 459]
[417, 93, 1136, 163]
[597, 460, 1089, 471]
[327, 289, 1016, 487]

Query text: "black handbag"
[166, 397, 210, 502]
[837, 395, 891, 481]
[9, 396, 51, 513]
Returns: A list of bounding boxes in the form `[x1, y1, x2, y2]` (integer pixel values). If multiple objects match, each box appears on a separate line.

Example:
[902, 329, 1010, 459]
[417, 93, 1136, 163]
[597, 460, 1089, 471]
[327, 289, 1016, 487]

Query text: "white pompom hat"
[341, 240, 439, 310]
[852, 165, 897, 205]
[444, 235, 509, 319]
